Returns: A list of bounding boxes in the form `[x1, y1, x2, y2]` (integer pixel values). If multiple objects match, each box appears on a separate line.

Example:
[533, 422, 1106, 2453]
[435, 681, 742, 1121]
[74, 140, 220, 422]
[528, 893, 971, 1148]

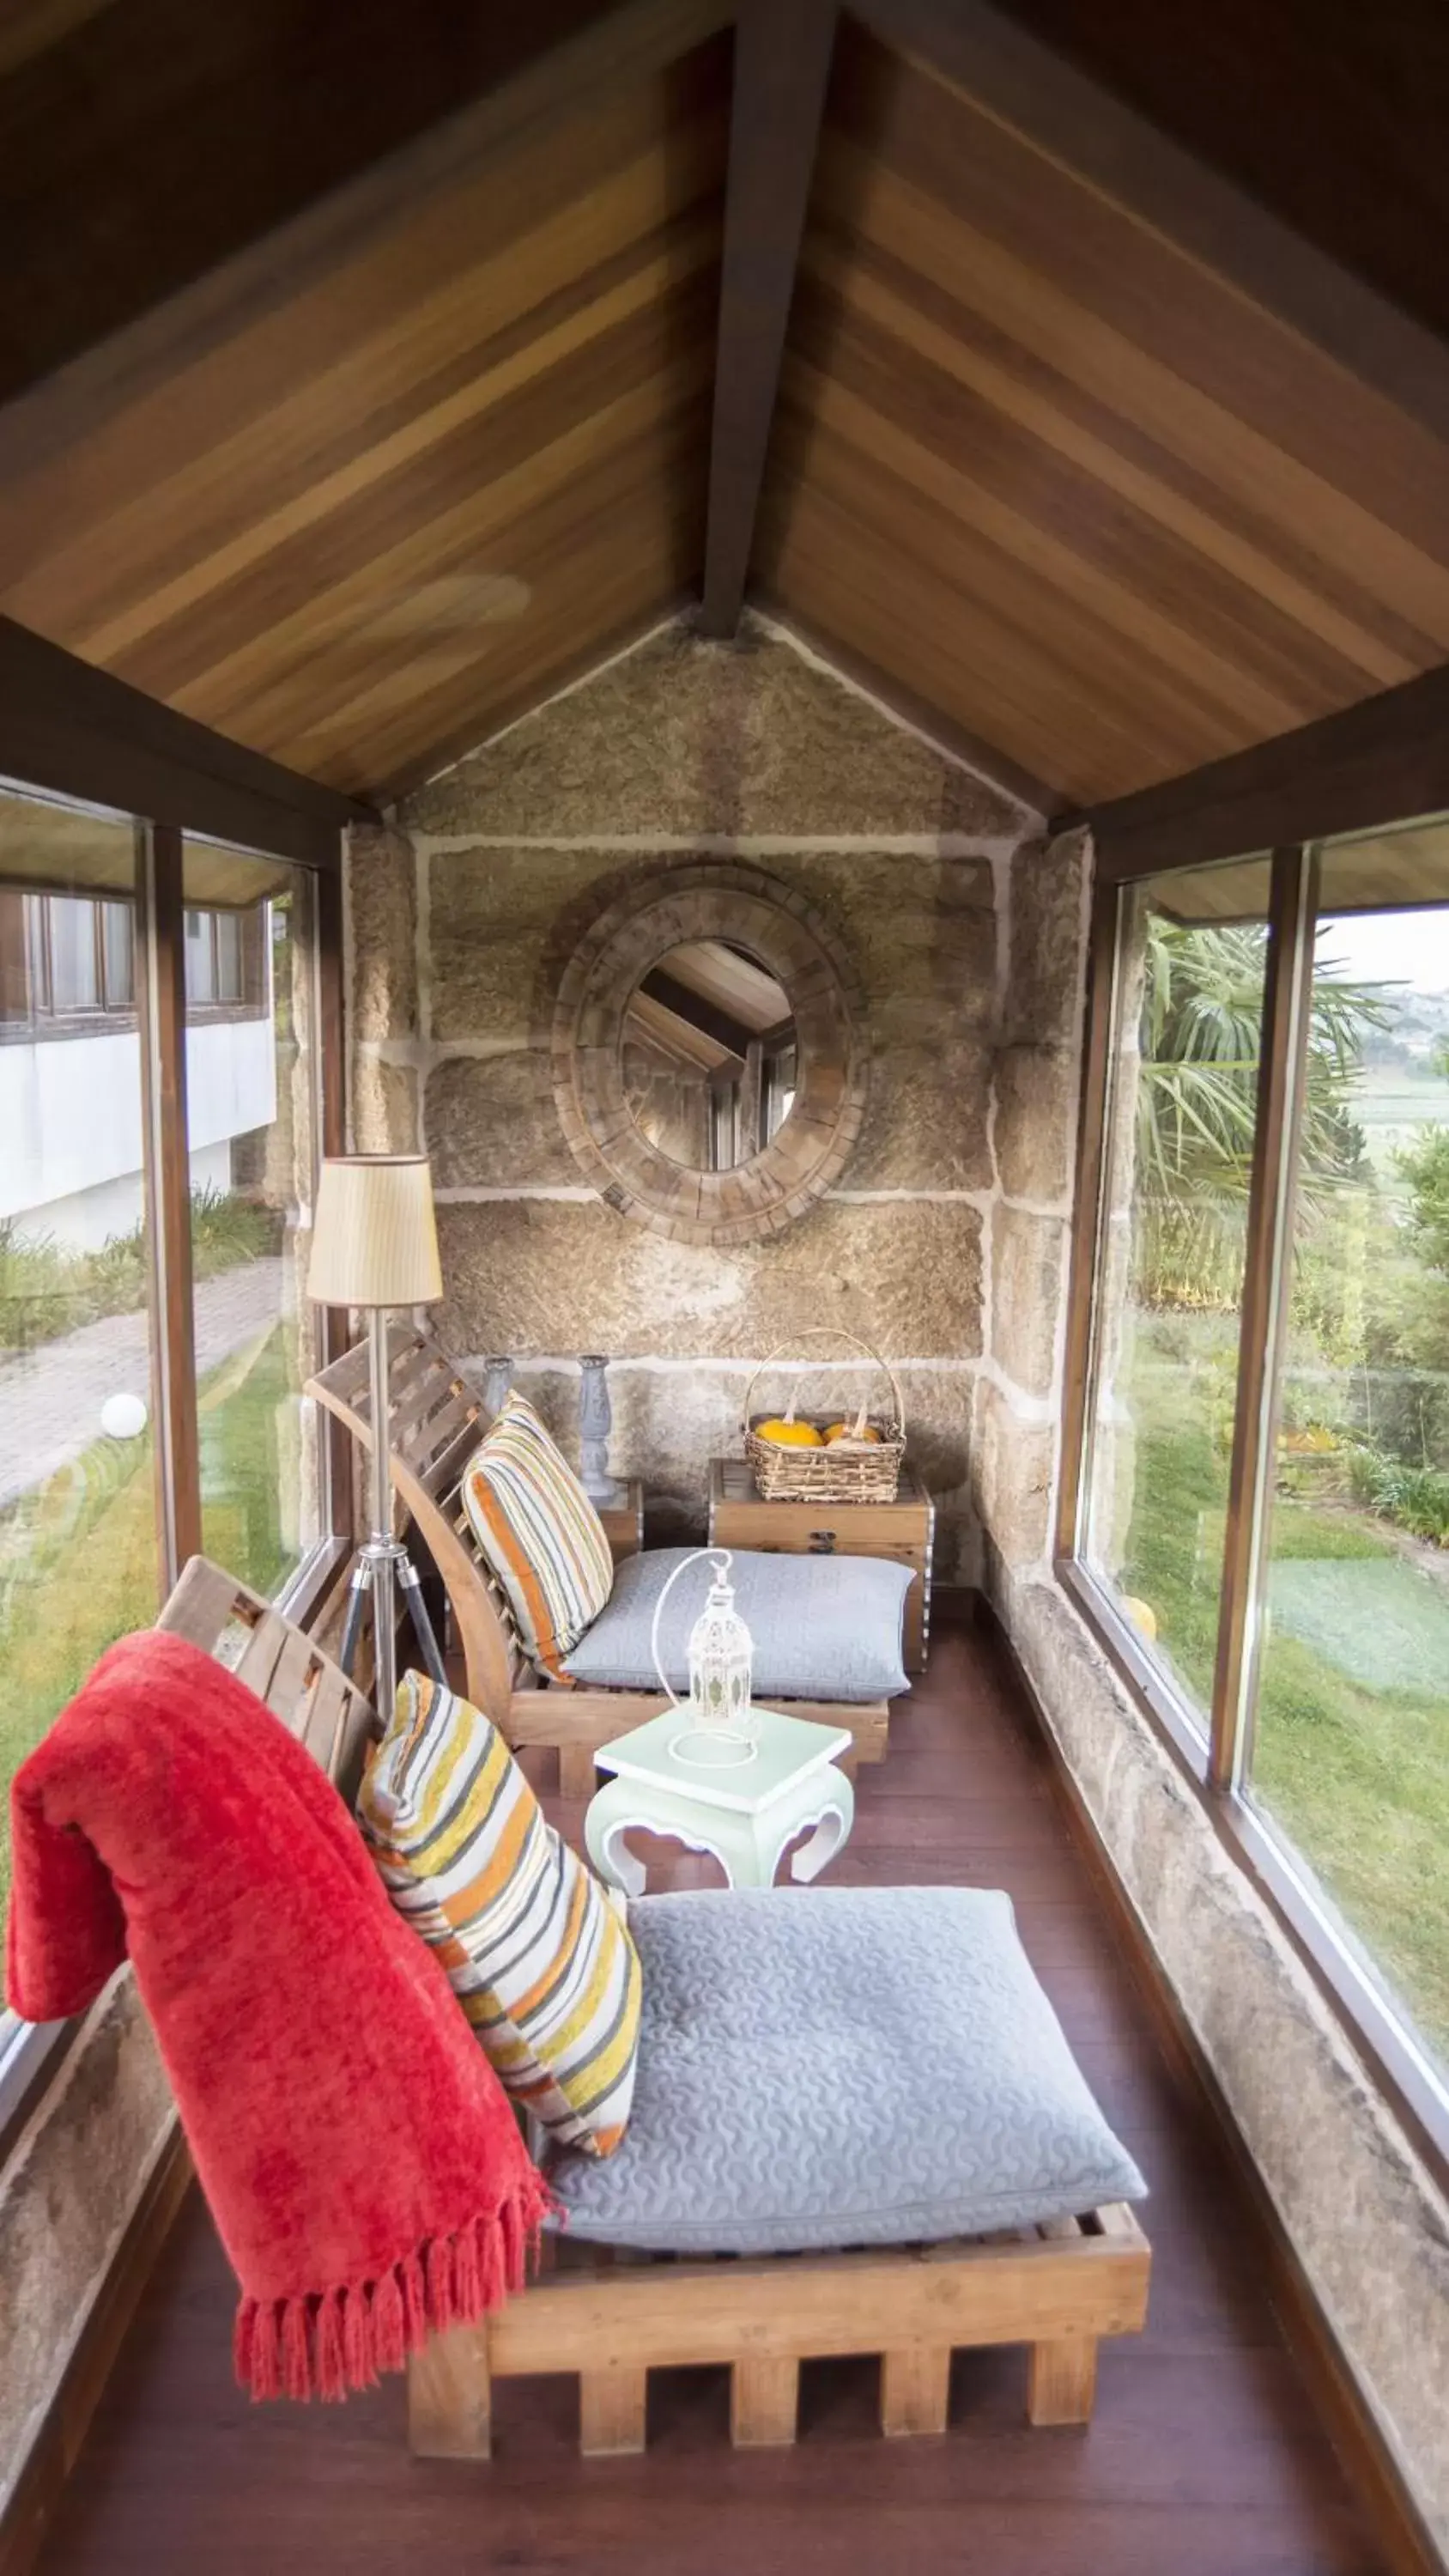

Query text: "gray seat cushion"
[563, 1546, 912, 1704]
[548, 1886, 1147, 2253]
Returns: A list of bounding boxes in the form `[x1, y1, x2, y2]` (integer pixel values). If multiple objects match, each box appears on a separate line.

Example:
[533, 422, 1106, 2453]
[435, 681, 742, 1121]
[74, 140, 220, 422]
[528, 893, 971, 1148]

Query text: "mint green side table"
[584, 1704, 855, 1896]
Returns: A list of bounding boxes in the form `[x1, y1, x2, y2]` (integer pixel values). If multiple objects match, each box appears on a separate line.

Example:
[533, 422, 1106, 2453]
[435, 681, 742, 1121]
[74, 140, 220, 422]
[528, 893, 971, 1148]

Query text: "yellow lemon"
[1122, 1595, 1158, 1642]
[824, 1422, 881, 1444]
[757, 1417, 823, 1448]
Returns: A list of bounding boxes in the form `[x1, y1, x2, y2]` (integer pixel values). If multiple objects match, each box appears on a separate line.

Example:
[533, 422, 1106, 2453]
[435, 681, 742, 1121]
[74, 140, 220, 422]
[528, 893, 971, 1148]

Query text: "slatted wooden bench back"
[306, 1327, 528, 1728]
[158, 1554, 375, 1795]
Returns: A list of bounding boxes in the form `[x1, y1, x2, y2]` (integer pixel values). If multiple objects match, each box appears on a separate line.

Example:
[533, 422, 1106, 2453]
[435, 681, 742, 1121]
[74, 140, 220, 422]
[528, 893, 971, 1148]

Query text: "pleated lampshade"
[307, 1155, 443, 1309]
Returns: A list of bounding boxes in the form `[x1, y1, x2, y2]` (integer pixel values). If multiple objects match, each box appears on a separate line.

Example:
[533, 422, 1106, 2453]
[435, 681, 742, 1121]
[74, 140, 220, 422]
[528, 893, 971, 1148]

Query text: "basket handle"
[742, 1328, 906, 1437]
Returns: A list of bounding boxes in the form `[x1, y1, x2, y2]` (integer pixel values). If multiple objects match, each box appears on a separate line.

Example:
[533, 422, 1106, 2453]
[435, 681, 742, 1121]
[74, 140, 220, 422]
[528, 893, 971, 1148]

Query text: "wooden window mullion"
[1208, 844, 1318, 1791]
[135, 819, 201, 1595]
[314, 855, 354, 1540]
[1055, 868, 1123, 1564]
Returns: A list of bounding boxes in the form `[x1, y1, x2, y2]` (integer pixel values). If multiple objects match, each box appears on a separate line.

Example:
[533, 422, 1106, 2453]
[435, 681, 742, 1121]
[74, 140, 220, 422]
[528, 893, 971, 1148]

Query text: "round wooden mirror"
[551, 860, 868, 1245]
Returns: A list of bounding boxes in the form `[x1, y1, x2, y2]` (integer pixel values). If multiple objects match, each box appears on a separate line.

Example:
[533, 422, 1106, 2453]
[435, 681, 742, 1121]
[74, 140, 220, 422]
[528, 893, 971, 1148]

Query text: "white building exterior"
[0, 1016, 276, 1249]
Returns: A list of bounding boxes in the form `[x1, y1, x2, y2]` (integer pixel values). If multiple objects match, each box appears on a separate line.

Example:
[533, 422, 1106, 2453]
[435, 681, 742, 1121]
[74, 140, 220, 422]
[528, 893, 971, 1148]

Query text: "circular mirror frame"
[551, 859, 869, 1246]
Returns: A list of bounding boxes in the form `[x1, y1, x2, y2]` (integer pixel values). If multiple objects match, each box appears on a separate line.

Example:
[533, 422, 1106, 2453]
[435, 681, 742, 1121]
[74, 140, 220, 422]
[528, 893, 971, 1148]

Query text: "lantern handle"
[649, 1546, 734, 1708]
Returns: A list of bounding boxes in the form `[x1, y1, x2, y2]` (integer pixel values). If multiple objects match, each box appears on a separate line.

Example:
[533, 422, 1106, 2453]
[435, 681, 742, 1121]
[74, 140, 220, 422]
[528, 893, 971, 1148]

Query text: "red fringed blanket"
[6, 1629, 549, 2402]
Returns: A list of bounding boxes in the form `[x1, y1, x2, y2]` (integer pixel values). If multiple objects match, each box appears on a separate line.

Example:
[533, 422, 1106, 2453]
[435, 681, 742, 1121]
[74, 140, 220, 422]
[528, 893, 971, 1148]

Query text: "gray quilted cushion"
[548, 1885, 1147, 2252]
[562, 1546, 912, 1703]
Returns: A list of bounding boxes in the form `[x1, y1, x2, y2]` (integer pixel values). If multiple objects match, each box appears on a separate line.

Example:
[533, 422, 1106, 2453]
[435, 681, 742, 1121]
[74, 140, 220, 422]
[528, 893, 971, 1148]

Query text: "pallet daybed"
[163, 1551, 1151, 2464]
[306, 1330, 892, 1795]
[410, 2208, 1151, 2458]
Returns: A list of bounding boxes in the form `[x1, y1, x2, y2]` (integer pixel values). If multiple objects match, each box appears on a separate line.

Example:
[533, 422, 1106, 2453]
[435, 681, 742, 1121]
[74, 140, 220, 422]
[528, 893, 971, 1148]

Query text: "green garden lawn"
[0, 1321, 298, 1919]
[1115, 1329, 1449, 2071]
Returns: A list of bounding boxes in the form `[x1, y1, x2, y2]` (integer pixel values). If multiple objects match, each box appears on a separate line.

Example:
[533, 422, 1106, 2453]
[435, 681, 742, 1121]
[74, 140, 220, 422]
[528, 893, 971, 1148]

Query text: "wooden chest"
[707, 1457, 934, 1672]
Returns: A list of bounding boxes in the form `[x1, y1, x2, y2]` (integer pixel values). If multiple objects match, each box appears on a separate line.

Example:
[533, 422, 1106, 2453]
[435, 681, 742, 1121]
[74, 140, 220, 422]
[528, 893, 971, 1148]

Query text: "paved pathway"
[0, 1259, 284, 1511]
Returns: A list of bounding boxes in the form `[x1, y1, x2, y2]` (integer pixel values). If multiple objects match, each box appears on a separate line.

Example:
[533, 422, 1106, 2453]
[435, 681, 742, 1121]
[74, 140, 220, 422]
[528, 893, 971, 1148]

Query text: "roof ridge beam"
[700, 0, 839, 637]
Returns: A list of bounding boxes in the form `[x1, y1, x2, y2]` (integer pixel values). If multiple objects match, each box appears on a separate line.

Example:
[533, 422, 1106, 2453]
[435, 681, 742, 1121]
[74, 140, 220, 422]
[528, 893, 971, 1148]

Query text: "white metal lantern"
[650, 1546, 759, 1768]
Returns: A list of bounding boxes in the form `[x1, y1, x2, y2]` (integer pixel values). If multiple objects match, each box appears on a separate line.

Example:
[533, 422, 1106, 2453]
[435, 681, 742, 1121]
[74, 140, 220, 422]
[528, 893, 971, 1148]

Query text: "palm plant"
[1133, 917, 1389, 1308]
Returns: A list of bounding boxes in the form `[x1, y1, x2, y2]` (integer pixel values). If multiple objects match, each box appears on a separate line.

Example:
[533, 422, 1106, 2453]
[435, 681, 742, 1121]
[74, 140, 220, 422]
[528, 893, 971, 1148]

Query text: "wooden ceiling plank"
[108, 289, 716, 714]
[1084, 666, 1449, 880]
[263, 404, 710, 780]
[0, 64, 722, 586]
[785, 360, 1313, 742]
[698, 0, 839, 637]
[0, 617, 368, 865]
[54, 214, 720, 670]
[852, 0, 1449, 447]
[0, 0, 733, 483]
[815, 141, 1449, 647]
[762, 484, 1161, 799]
[765, 416, 1256, 775]
[802, 238, 1434, 689]
[354, 525, 701, 795]
[767, 533, 1126, 805]
[161, 349, 713, 756]
[0, 124, 724, 641]
[826, 31, 1449, 550]
[796, 301, 1402, 720]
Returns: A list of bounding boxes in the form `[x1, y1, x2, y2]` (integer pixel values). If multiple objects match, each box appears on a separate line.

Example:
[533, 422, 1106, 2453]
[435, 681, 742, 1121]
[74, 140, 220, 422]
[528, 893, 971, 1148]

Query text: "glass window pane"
[0, 794, 157, 1923]
[214, 910, 243, 1004]
[1082, 866, 1270, 1729]
[184, 848, 323, 1598]
[1250, 873, 1449, 2085]
[101, 898, 134, 1008]
[47, 896, 100, 1011]
[184, 907, 214, 1004]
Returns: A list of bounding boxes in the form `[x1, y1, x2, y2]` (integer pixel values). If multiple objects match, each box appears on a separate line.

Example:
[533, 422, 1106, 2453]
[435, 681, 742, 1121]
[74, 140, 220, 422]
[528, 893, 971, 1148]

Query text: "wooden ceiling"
[0, 0, 1447, 821]
[757, 20, 1449, 807]
[0, 1, 730, 800]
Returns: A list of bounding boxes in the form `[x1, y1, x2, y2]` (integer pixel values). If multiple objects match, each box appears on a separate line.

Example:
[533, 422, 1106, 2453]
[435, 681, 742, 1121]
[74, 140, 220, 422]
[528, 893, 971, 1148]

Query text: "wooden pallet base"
[408, 2203, 1149, 2459]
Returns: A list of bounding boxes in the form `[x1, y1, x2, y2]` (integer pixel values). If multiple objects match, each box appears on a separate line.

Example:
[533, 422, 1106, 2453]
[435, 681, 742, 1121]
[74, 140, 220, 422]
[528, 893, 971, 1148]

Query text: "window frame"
[0, 800, 351, 2142]
[0, 887, 140, 1036]
[1058, 837, 1449, 2182]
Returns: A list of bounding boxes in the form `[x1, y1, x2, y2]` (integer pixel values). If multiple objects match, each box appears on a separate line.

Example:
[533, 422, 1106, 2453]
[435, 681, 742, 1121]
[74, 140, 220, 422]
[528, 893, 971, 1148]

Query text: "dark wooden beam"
[135, 823, 202, 1595]
[1079, 665, 1449, 882]
[0, 618, 369, 868]
[855, 0, 1449, 448]
[1210, 846, 1316, 1790]
[700, 0, 839, 638]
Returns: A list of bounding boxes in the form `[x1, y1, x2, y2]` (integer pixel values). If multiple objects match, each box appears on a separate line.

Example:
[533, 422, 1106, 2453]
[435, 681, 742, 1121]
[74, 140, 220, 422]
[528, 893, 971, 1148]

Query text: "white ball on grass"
[100, 1391, 149, 1442]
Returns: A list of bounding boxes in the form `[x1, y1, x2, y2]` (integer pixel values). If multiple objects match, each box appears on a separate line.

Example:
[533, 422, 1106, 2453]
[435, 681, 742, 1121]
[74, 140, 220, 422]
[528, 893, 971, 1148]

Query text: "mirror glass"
[622, 940, 797, 1172]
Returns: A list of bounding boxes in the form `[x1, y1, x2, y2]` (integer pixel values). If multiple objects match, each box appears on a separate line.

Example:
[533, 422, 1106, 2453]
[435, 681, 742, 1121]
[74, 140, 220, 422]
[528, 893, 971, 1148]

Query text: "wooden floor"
[35, 1613, 1386, 2576]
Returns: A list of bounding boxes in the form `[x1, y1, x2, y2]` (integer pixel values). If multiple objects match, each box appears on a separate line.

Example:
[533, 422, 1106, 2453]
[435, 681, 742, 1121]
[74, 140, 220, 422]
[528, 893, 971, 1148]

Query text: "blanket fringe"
[234, 2178, 549, 2403]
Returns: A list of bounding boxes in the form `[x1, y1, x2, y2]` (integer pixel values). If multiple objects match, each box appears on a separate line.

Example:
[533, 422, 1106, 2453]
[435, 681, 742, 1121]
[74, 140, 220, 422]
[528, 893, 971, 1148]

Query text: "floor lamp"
[308, 1153, 448, 1724]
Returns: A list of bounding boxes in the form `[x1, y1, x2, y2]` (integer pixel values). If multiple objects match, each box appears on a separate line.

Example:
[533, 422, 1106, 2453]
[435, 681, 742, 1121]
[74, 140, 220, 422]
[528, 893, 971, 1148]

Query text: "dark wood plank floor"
[36, 1613, 1385, 2575]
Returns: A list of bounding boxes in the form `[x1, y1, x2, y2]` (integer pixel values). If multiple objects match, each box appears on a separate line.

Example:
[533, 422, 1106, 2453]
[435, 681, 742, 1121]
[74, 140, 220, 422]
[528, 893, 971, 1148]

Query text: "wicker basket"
[743, 1330, 906, 1503]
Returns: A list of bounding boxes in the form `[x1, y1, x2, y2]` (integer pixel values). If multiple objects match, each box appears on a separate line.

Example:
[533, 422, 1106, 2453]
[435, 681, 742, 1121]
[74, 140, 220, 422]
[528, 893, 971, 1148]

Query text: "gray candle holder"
[482, 1355, 513, 1419]
[579, 1353, 625, 1506]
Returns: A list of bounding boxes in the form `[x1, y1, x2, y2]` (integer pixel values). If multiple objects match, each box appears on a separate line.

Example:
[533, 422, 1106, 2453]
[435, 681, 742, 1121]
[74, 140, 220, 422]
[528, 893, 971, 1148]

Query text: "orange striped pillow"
[461, 1391, 614, 1679]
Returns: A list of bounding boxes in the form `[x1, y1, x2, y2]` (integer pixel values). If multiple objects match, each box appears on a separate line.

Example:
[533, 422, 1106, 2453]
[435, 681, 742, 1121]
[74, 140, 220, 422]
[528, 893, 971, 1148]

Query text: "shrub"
[0, 1190, 276, 1354]
[1345, 1445, 1449, 1546]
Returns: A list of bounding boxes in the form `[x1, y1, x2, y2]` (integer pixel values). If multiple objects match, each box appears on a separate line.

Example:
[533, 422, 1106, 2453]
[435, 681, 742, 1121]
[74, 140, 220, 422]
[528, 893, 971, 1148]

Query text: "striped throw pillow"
[461, 1391, 614, 1680]
[358, 1672, 641, 2159]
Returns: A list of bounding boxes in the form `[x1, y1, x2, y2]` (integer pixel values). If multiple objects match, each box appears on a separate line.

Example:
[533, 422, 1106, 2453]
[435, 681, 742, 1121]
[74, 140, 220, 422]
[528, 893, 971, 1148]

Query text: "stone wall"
[0, 1978, 173, 2517]
[347, 615, 1047, 1581]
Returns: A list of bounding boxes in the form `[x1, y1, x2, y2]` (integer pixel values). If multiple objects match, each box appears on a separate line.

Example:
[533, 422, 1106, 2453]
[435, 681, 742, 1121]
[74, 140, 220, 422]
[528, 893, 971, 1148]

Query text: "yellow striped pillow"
[461, 1391, 614, 1680]
[357, 1672, 640, 2158]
